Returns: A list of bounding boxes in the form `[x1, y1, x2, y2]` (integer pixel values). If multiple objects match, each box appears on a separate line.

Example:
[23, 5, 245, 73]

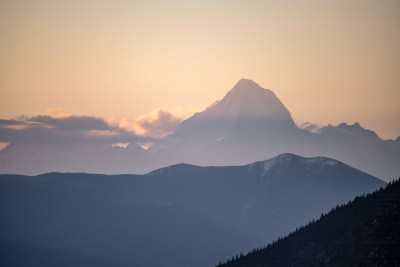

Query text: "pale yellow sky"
[0, 0, 399, 139]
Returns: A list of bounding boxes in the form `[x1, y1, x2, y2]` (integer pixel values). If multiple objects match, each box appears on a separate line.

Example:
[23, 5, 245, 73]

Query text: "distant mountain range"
[160, 79, 400, 182]
[0, 79, 398, 181]
[0, 154, 385, 267]
[218, 178, 400, 267]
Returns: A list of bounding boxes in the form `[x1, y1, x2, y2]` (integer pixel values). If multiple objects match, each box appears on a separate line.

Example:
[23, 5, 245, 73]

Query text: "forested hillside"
[219, 179, 400, 266]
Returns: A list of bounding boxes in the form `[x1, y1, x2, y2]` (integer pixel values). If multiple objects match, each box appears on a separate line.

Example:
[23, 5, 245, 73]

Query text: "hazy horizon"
[0, 78, 399, 141]
[1, 0, 399, 139]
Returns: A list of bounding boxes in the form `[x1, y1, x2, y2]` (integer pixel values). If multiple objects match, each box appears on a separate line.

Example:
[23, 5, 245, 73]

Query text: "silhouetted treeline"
[218, 178, 400, 266]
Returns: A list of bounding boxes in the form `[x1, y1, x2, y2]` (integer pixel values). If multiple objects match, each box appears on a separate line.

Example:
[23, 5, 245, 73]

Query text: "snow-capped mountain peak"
[201, 78, 293, 120]
[247, 153, 340, 178]
[172, 79, 296, 140]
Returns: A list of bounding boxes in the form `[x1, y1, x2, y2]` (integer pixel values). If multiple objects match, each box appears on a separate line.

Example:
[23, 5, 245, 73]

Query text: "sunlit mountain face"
[171, 79, 297, 140]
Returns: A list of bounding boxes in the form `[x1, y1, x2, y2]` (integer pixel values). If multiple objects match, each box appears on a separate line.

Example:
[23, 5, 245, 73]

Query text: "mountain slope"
[218, 178, 400, 267]
[0, 239, 133, 267]
[172, 78, 296, 141]
[0, 174, 258, 267]
[317, 122, 400, 181]
[0, 154, 385, 266]
[146, 153, 385, 240]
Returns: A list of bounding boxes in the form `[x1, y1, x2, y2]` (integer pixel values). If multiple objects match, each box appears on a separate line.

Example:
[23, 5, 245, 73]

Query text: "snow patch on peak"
[246, 158, 277, 178]
[303, 157, 319, 165]
[247, 153, 341, 179]
[276, 153, 297, 161]
[323, 159, 338, 166]
[304, 157, 338, 167]
[262, 158, 277, 175]
[269, 153, 299, 165]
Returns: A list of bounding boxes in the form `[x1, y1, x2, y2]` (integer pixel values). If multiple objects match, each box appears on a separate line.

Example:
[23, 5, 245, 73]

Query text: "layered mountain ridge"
[0, 153, 385, 267]
[0, 78, 399, 181]
[160, 79, 399, 181]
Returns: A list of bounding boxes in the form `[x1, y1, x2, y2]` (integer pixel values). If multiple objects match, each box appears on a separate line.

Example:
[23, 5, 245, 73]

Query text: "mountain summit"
[172, 79, 295, 140]
[202, 79, 294, 121]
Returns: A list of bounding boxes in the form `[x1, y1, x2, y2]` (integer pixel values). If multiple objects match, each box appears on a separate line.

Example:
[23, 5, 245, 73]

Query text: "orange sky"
[0, 0, 399, 139]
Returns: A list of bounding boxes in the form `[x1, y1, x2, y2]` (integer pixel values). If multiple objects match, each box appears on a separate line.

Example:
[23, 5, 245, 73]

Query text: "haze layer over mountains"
[1, 79, 396, 266]
[0, 154, 385, 267]
[0, 79, 399, 181]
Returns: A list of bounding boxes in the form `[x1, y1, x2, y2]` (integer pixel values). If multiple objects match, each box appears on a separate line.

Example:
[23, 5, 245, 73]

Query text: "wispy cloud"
[0, 112, 137, 146]
[112, 109, 187, 138]
[298, 122, 323, 134]
[86, 130, 121, 137]
[0, 108, 187, 152]
[111, 142, 130, 148]
[132, 109, 183, 138]
[0, 108, 187, 174]
[28, 114, 112, 131]
[136, 142, 154, 150]
[34, 108, 71, 118]
[0, 142, 9, 151]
